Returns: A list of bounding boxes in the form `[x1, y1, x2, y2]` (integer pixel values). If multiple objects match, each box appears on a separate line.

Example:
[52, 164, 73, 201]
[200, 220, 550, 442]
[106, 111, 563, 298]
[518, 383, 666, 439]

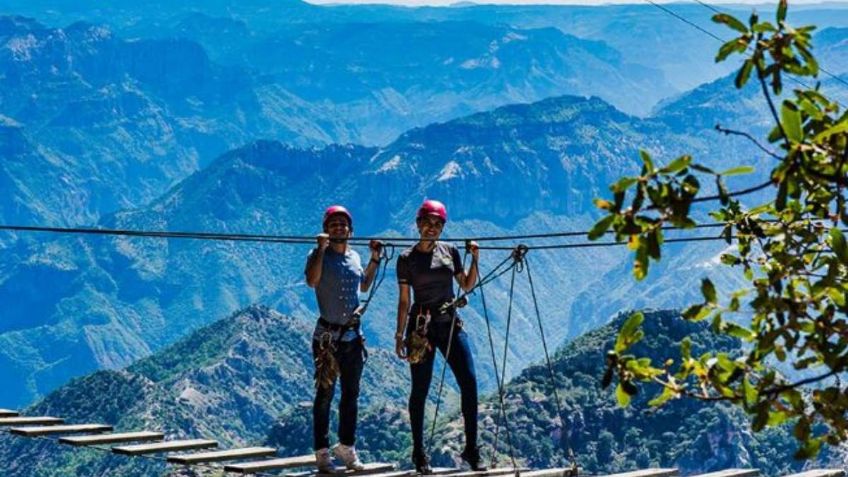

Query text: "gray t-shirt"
[305, 247, 364, 342]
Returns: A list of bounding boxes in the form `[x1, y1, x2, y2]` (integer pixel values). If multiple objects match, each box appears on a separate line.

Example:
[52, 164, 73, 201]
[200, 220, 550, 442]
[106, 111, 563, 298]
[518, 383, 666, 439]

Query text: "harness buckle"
[318, 331, 335, 351]
[414, 310, 431, 335]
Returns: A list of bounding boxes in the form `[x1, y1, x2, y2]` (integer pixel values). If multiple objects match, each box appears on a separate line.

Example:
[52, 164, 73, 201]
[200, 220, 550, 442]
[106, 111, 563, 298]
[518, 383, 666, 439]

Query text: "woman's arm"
[360, 240, 383, 292]
[305, 234, 330, 288]
[395, 284, 410, 359]
[455, 241, 479, 292]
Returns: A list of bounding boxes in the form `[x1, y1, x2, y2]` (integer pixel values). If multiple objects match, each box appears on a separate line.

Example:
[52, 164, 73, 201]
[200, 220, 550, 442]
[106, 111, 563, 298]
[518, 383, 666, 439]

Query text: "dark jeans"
[313, 338, 364, 450]
[408, 319, 478, 453]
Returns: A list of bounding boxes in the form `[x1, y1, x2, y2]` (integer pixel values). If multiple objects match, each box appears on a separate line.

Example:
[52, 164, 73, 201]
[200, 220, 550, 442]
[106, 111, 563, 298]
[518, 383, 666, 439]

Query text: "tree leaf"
[713, 13, 748, 33]
[813, 119, 848, 142]
[701, 278, 718, 304]
[611, 177, 639, 193]
[588, 215, 615, 240]
[616, 382, 632, 406]
[719, 166, 755, 176]
[777, 0, 788, 23]
[781, 102, 803, 143]
[640, 150, 655, 174]
[725, 323, 755, 340]
[619, 312, 644, 344]
[735, 59, 754, 88]
[743, 377, 757, 407]
[830, 228, 848, 263]
[776, 180, 788, 211]
[660, 155, 692, 174]
[648, 386, 677, 407]
[794, 437, 823, 459]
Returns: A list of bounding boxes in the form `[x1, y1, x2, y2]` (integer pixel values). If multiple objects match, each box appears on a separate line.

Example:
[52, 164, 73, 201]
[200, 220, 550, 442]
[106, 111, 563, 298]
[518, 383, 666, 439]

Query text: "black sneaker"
[412, 449, 433, 474]
[460, 446, 487, 472]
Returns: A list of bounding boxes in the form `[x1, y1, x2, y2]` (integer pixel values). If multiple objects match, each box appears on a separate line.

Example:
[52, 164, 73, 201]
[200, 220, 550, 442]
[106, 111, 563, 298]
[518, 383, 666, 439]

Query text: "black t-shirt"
[397, 242, 463, 310]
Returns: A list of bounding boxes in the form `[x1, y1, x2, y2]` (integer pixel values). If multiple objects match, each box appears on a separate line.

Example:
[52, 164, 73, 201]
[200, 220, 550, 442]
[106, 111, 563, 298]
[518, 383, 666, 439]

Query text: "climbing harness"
[406, 310, 433, 365]
[314, 331, 340, 389]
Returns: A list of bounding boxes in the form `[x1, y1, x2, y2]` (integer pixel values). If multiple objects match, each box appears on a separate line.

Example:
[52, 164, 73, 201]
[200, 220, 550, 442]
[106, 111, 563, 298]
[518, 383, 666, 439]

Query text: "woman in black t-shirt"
[394, 199, 484, 474]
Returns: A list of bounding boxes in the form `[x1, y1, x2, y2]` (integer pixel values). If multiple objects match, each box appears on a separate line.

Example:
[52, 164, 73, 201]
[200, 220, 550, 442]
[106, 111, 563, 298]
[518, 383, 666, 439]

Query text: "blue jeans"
[313, 338, 364, 450]
[408, 319, 478, 453]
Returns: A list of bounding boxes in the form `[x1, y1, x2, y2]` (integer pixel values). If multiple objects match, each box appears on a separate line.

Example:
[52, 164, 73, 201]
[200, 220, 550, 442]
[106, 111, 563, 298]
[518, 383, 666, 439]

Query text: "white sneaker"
[332, 443, 365, 471]
[315, 448, 335, 473]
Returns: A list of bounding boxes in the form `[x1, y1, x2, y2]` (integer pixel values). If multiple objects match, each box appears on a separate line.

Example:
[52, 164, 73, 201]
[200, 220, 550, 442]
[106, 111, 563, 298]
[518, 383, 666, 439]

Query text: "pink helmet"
[417, 199, 447, 223]
[323, 205, 353, 230]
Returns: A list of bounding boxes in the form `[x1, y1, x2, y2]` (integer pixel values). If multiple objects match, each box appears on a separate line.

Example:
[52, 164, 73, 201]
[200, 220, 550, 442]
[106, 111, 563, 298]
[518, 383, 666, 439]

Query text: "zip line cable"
[0, 222, 747, 252]
[642, 0, 725, 43]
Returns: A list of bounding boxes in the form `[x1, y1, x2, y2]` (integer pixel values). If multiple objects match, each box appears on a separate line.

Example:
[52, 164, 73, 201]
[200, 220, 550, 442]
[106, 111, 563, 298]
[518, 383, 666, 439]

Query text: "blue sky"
[304, 0, 848, 5]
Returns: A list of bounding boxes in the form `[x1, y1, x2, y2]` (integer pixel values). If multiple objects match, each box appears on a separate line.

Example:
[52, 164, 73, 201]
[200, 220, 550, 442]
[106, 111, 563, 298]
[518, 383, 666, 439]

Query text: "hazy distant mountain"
[0, 13, 677, 229]
[0, 16, 335, 228]
[5, 0, 848, 101]
[0, 86, 761, 408]
[0, 11, 844, 410]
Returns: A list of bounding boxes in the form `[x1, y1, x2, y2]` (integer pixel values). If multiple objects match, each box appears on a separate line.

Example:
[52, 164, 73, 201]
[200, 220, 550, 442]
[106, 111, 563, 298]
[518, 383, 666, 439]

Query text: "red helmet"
[323, 205, 353, 230]
[416, 199, 447, 223]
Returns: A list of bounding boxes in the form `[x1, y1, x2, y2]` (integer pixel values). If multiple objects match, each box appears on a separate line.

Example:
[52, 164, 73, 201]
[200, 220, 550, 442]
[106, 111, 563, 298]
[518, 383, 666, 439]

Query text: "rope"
[478, 267, 506, 467]
[354, 243, 396, 320]
[491, 248, 523, 471]
[477, 264, 519, 469]
[524, 255, 578, 470]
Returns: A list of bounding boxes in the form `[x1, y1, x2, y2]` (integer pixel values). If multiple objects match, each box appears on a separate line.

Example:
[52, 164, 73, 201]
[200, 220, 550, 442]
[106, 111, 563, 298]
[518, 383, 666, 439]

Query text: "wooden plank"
[784, 471, 845, 477]
[519, 468, 580, 477]
[0, 417, 63, 426]
[113, 439, 217, 456]
[11, 424, 112, 436]
[60, 431, 165, 446]
[441, 467, 529, 477]
[689, 470, 758, 477]
[603, 469, 680, 477]
[288, 462, 396, 477]
[355, 471, 416, 477]
[428, 469, 463, 476]
[167, 446, 277, 464]
[0, 409, 18, 417]
[224, 454, 316, 474]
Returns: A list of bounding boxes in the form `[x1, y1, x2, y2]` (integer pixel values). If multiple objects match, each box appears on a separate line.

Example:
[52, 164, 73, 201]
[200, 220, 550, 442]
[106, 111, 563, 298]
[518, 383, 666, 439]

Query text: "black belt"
[411, 303, 455, 322]
[318, 317, 361, 332]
